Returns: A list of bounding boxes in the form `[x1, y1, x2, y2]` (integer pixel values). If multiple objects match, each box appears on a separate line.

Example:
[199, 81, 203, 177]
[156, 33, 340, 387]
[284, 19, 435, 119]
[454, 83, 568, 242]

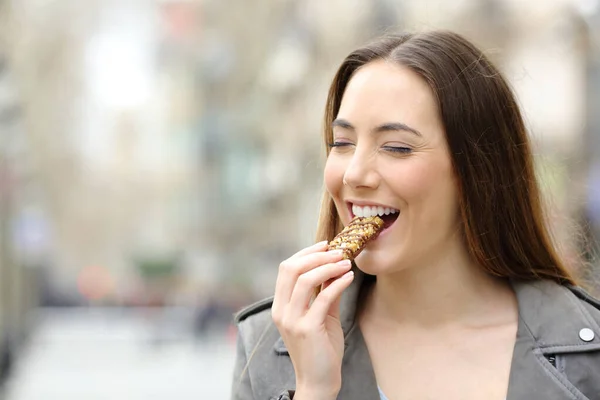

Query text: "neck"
[362, 240, 516, 330]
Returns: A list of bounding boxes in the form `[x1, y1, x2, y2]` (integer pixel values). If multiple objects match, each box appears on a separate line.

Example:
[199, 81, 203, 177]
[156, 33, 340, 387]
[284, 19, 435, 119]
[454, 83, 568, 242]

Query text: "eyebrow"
[332, 118, 422, 137]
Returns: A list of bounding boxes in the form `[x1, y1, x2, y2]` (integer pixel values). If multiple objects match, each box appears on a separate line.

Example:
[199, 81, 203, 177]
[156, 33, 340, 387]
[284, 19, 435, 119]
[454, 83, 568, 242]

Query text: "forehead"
[337, 60, 441, 132]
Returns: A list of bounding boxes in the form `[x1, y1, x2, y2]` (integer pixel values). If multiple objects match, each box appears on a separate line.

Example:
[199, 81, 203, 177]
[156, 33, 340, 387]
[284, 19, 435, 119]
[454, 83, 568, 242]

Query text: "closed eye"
[383, 146, 412, 154]
[327, 142, 353, 148]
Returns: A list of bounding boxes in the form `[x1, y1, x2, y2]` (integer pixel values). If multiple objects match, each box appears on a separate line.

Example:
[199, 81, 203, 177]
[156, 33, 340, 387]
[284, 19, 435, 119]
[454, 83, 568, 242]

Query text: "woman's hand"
[271, 241, 355, 400]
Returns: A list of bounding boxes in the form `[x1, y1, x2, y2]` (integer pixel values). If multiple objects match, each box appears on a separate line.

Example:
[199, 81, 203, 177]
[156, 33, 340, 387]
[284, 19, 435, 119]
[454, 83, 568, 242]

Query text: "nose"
[342, 148, 380, 190]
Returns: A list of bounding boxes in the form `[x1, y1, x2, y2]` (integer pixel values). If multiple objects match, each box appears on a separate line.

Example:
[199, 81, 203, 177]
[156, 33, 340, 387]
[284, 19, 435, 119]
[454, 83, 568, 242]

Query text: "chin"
[354, 251, 394, 276]
[355, 245, 415, 277]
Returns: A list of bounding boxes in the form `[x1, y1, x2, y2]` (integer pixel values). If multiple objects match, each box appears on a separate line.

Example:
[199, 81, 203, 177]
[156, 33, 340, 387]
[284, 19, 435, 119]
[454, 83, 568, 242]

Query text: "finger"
[307, 270, 354, 322]
[321, 274, 342, 291]
[273, 244, 331, 324]
[290, 241, 329, 259]
[319, 276, 338, 294]
[273, 250, 344, 309]
[327, 280, 346, 320]
[320, 261, 353, 292]
[287, 259, 352, 319]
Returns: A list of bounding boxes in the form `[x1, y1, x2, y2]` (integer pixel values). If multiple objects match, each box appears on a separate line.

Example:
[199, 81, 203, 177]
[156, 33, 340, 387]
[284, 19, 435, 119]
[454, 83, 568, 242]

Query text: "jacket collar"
[511, 279, 600, 351]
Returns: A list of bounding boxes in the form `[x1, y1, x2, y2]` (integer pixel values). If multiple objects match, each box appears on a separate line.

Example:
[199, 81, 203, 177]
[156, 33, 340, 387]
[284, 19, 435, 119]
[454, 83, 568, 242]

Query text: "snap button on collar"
[579, 328, 595, 342]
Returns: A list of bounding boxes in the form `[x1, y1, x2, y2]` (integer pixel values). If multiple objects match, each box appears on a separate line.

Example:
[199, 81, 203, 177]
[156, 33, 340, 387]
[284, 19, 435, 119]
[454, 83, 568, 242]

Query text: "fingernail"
[330, 250, 344, 256]
[337, 260, 351, 267]
[342, 271, 354, 279]
[316, 240, 329, 246]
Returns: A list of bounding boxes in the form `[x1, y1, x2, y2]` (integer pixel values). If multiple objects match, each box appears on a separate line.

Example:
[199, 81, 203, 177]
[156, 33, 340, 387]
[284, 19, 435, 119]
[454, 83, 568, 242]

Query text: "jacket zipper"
[547, 355, 556, 367]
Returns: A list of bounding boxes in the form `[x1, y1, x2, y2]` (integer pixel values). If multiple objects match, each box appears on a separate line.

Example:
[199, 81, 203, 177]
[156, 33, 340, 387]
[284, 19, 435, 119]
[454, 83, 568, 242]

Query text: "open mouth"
[348, 203, 399, 231]
[379, 213, 399, 230]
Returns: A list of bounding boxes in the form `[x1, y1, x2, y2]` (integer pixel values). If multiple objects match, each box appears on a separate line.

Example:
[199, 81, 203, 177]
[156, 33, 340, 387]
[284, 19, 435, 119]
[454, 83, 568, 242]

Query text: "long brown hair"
[316, 31, 577, 285]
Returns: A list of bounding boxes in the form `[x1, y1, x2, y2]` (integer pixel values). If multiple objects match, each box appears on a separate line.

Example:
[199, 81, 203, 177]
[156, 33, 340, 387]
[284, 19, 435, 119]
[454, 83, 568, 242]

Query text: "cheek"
[395, 160, 458, 213]
[324, 157, 345, 196]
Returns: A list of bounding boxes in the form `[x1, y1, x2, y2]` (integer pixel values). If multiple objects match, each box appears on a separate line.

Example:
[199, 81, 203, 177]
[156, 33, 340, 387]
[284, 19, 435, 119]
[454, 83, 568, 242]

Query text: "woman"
[231, 31, 600, 400]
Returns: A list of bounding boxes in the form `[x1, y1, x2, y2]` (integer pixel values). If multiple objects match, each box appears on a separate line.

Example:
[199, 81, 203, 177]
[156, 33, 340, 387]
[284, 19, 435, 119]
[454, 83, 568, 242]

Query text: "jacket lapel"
[337, 323, 379, 399]
[506, 317, 587, 399]
[507, 279, 600, 399]
[337, 265, 379, 398]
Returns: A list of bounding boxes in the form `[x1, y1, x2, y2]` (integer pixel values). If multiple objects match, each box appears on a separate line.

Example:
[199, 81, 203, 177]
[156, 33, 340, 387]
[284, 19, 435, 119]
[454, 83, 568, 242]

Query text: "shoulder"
[566, 284, 600, 308]
[566, 284, 600, 323]
[234, 296, 274, 325]
[233, 296, 280, 354]
[513, 278, 600, 315]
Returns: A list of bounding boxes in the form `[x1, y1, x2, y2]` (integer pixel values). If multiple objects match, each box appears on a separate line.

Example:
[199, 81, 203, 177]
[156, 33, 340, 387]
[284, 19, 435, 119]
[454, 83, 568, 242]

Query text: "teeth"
[352, 204, 363, 217]
[352, 204, 398, 218]
[363, 206, 372, 218]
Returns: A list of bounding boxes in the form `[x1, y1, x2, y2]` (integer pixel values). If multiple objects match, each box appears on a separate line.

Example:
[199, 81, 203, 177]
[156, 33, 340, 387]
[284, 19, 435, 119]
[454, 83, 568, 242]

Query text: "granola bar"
[328, 216, 384, 260]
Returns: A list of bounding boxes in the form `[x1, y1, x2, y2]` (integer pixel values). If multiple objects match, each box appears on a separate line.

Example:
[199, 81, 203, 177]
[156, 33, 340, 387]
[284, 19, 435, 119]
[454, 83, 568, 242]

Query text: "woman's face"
[324, 60, 460, 275]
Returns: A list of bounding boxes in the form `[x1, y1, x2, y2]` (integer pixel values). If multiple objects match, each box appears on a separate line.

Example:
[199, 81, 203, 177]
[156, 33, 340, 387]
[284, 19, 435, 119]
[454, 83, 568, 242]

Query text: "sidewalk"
[1, 308, 236, 400]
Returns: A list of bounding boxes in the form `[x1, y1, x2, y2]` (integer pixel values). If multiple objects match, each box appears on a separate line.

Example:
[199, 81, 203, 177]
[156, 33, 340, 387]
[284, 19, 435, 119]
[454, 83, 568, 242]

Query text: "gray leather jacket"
[231, 268, 600, 400]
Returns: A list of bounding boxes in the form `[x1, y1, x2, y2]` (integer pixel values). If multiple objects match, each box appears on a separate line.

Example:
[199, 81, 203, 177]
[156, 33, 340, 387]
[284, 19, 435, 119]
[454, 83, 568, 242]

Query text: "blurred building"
[1, 1, 599, 398]
[0, 0, 39, 384]
[0, 0, 596, 312]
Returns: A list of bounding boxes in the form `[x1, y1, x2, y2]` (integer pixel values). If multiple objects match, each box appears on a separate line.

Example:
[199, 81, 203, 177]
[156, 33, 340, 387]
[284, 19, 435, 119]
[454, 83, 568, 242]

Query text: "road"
[1, 308, 237, 400]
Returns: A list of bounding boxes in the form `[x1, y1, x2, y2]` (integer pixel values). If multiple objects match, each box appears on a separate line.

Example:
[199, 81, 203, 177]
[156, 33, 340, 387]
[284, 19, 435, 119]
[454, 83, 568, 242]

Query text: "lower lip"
[377, 217, 398, 239]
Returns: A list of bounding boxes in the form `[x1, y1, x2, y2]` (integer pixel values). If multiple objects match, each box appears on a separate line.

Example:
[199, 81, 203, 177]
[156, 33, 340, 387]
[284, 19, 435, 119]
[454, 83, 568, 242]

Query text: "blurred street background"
[0, 0, 600, 398]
